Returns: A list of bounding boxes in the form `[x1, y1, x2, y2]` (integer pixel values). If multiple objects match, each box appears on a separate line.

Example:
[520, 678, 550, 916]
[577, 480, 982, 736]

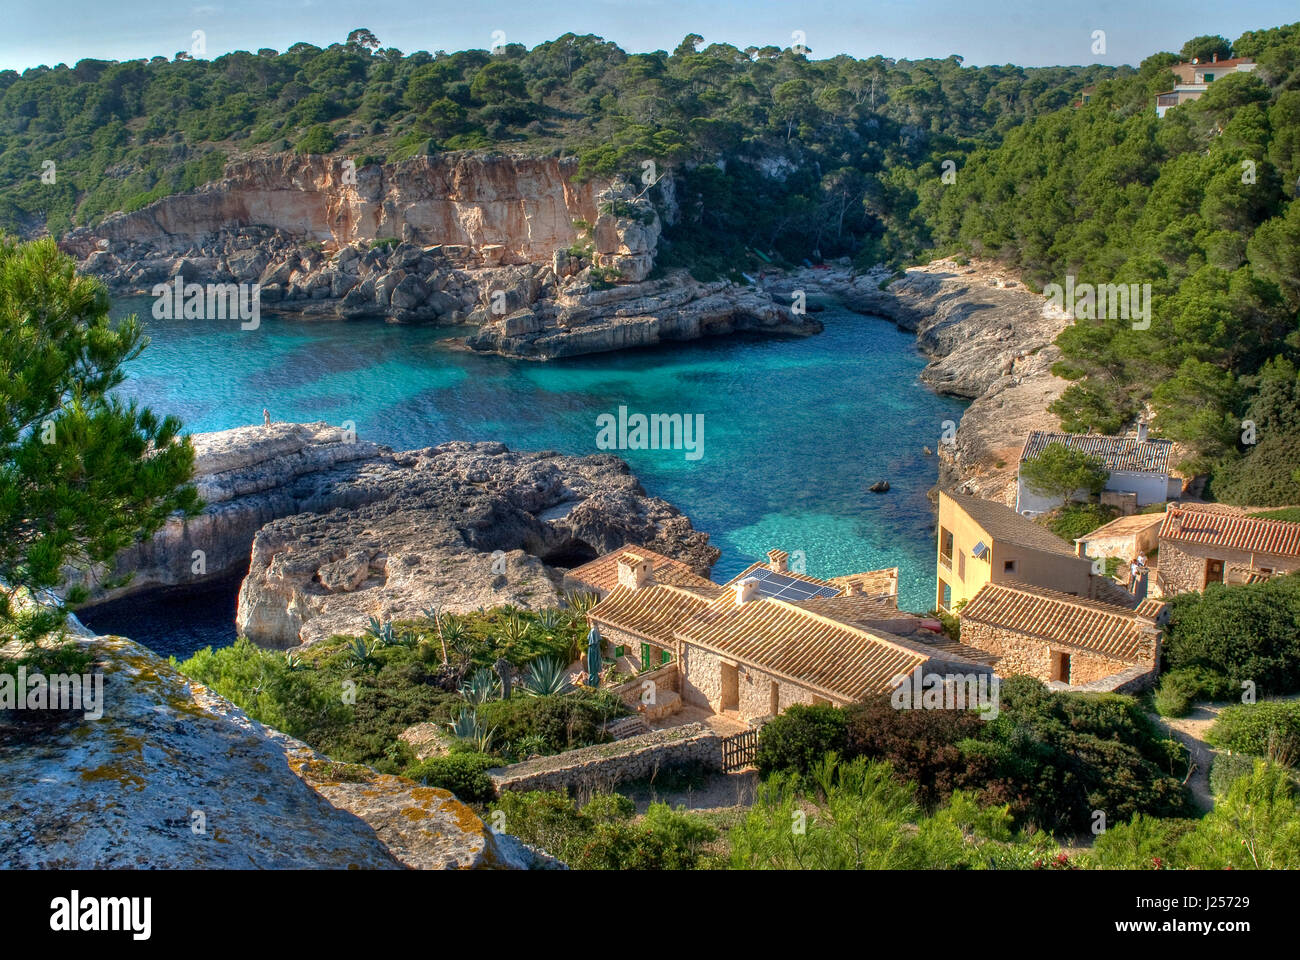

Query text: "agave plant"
[364, 616, 396, 647]
[282, 651, 303, 671]
[447, 708, 496, 753]
[536, 608, 562, 632]
[561, 590, 600, 617]
[346, 636, 379, 670]
[520, 656, 574, 697]
[458, 666, 500, 704]
[498, 610, 531, 646]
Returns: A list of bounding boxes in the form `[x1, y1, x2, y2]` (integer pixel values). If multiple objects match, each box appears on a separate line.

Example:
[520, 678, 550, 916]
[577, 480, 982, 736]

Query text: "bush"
[1163, 574, 1300, 697]
[295, 123, 336, 155]
[402, 752, 498, 803]
[755, 704, 848, 778]
[476, 689, 624, 758]
[1153, 671, 1198, 717]
[1209, 752, 1260, 797]
[1044, 503, 1119, 543]
[1206, 701, 1300, 762]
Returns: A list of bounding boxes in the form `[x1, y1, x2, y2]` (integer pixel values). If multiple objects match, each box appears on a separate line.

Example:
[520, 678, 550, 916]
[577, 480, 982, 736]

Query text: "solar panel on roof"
[972, 541, 989, 559]
[745, 567, 839, 601]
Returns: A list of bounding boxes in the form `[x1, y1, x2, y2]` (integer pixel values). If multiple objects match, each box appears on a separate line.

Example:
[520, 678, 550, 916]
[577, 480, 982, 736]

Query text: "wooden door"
[1205, 559, 1224, 586]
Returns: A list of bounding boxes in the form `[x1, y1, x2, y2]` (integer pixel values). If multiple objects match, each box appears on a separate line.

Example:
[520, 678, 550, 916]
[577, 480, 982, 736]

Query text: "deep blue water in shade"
[103, 294, 965, 621]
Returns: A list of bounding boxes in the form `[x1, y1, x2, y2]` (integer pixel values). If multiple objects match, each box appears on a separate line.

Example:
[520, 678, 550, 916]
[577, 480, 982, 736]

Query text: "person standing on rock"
[263, 408, 271, 428]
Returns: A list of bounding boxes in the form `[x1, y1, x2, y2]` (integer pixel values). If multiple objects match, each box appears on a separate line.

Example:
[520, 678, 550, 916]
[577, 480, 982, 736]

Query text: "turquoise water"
[109, 296, 964, 612]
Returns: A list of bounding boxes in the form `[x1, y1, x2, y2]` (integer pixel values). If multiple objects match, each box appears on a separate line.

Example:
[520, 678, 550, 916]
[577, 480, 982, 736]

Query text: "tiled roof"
[792, 593, 901, 626]
[566, 545, 715, 594]
[675, 594, 930, 702]
[943, 491, 1082, 558]
[1159, 507, 1300, 560]
[1020, 431, 1174, 474]
[588, 583, 717, 647]
[1078, 512, 1165, 541]
[725, 560, 835, 589]
[961, 580, 1160, 664]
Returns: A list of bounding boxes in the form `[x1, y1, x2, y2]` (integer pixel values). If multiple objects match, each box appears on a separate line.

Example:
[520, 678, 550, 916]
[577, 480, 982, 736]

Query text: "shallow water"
[91, 295, 965, 656]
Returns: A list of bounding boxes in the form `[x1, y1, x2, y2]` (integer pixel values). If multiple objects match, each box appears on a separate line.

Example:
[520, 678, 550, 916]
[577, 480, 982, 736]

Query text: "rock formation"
[61, 151, 811, 359]
[234, 439, 719, 647]
[72, 422, 717, 649]
[773, 258, 1069, 503]
[0, 613, 550, 869]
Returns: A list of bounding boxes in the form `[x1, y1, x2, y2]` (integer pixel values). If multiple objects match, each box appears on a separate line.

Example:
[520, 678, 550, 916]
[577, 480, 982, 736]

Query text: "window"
[939, 579, 952, 611]
[939, 527, 954, 567]
[660, 649, 671, 666]
[1003, 559, 1017, 575]
[614, 645, 626, 658]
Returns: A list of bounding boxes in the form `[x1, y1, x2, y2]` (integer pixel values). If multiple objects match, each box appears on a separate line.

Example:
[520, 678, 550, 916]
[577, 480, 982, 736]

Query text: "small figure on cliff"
[263, 408, 271, 427]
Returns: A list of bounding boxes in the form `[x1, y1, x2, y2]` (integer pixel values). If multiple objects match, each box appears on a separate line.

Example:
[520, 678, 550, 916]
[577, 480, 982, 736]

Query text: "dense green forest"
[927, 23, 1300, 502]
[0, 29, 1108, 261]
[1, 25, 1298, 501]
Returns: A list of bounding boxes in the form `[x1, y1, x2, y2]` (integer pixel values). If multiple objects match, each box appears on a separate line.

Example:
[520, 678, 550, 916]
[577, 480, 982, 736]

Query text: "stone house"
[1015, 426, 1182, 517]
[1075, 512, 1164, 566]
[937, 490, 1097, 611]
[959, 580, 1166, 689]
[1156, 503, 1300, 595]
[584, 547, 990, 724]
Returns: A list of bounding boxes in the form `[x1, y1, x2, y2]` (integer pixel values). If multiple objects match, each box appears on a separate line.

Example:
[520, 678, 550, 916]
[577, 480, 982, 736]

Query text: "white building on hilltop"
[1016, 424, 1183, 517]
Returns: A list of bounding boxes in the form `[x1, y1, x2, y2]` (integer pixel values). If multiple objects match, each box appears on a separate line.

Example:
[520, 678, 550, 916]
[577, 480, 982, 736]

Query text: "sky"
[1, 0, 1295, 72]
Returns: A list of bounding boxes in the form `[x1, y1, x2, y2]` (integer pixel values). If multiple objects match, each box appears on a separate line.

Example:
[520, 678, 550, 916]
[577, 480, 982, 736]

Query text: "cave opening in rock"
[76, 573, 244, 662]
[540, 540, 598, 569]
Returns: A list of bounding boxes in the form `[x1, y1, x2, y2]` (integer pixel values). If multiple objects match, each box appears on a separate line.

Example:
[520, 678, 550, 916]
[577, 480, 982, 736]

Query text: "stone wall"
[487, 723, 722, 796]
[607, 661, 679, 709]
[679, 641, 833, 720]
[1158, 541, 1300, 595]
[959, 620, 1142, 687]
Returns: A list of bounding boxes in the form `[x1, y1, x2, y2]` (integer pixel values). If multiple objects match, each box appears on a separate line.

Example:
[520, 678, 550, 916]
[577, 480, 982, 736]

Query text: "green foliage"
[754, 704, 848, 778]
[491, 790, 717, 869]
[475, 688, 624, 757]
[0, 237, 199, 641]
[1019, 443, 1109, 502]
[1163, 573, 1300, 697]
[519, 656, 573, 696]
[402, 751, 498, 803]
[1152, 670, 1198, 717]
[1043, 503, 1120, 543]
[1209, 752, 1260, 797]
[1206, 700, 1300, 761]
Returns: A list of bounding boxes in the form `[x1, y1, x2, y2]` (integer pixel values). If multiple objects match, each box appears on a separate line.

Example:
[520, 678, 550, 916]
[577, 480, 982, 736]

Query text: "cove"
[100, 295, 966, 650]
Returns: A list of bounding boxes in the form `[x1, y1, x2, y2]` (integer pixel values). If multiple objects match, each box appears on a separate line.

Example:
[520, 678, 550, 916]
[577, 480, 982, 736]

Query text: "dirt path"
[1151, 703, 1223, 813]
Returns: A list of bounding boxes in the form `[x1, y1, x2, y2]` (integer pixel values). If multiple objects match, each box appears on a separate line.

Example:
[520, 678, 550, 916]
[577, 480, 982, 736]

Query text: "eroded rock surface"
[0, 619, 546, 869]
[234, 439, 718, 647]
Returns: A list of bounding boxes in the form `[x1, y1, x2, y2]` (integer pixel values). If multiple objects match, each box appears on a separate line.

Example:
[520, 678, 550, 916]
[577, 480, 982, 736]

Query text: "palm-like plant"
[520, 656, 574, 697]
[346, 636, 379, 670]
[537, 608, 562, 632]
[422, 605, 450, 664]
[499, 610, 531, 646]
[447, 708, 496, 753]
[364, 616, 396, 647]
[458, 666, 500, 704]
[562, 589, 600, 617]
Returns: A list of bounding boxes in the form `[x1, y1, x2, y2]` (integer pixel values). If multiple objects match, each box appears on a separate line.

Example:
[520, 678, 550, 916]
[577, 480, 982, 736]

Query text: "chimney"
[767, 549, 789, 573]
[1212, 52, 1219, 62]
[616, 553, 653, 590]
[734, 577, 760, 606]
[1136, 420, 1148, 443]
[842, 579, 860, 596]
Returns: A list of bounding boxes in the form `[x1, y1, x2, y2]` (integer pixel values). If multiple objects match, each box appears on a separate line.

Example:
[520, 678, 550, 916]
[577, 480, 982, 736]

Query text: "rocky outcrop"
[773, 258, 1069, 504]
[0, 614, 550, 869]
[235, 439, 719, 648]
[464, 270, 821, 359]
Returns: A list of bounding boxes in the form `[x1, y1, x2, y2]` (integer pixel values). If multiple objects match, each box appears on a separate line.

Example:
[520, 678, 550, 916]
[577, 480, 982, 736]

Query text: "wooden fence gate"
[720, 728, 759, 772]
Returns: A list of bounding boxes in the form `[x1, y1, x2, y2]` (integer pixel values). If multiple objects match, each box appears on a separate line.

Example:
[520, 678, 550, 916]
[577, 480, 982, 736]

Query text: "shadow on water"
[76, 574, 244, 662]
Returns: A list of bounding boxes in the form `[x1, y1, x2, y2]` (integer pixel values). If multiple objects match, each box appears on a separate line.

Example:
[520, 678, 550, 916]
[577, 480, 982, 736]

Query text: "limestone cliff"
[773, 258, 1069, 504]
[0, 613, 551, 869]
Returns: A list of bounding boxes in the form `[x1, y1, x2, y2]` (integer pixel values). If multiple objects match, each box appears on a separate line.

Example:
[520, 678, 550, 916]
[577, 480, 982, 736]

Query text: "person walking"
[263, 408, 271, 427]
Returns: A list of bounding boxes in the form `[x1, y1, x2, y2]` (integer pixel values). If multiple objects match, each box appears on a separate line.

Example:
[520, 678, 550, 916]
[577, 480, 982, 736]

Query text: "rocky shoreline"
[73, 422, 718, 649]
[770, 258, 1068, 504]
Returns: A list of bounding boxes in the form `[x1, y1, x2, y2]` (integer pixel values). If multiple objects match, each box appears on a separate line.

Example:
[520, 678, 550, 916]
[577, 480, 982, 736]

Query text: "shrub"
[1206, 701, 1300, 762]
[476, 689, 623, 757]
[1209, 752, 1260, 797]
[1044, 503, 1120, 543]
[295, 123, 336, 154]
[842, 694, 984, 809]
[1153, 671, 1198, 717]
[1087, 813, 1196, 869]
[1163, 574, 1300, 697]
[402, 751, 498, 803]
[755, 704, 848, 778]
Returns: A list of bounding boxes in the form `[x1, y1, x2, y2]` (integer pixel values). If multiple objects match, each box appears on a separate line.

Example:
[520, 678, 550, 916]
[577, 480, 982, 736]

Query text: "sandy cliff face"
[65, 153, 602, 265]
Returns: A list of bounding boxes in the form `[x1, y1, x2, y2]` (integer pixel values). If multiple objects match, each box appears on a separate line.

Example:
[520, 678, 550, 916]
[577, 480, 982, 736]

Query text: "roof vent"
[734, 577, 760, 606]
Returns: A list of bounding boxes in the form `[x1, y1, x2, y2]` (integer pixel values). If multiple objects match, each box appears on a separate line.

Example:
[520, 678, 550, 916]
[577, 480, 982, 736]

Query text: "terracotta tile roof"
[1078, 512, 1165, 541]
[1159, 506, 1300, 560]
[893, 634, 1001, 667]
[1135, 598, 1169, 620]
[961, 580, 1159, 664]
[566, 545, 715, 594]
[943, 491, 1082, 558]
[792, 593, 901, 626]
[588, 583, 717, 647]
[1021, 431, 1174, 474]
[675, 594, 930, 702]
[725, 560, 835, 589]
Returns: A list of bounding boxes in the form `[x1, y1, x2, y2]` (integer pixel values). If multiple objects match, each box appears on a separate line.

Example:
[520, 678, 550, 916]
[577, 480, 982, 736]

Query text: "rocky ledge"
[0, 616, 551, 869]
[73, 422, 717, 649]
[772, 258, 1069, 503]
